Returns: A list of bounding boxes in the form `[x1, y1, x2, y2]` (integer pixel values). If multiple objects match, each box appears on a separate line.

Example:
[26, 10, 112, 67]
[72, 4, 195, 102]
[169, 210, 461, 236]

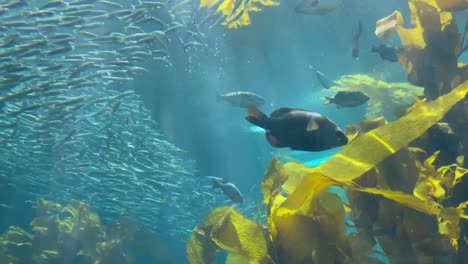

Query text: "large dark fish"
[246, 105, 348, 152]
[352, 21, 362, 59]
[309, 65, 331, 89]
[325, 90, 369, 108]
[216, 91, 265, 108]
[207, 176, 244, 203]
[371, 44, 399, 62]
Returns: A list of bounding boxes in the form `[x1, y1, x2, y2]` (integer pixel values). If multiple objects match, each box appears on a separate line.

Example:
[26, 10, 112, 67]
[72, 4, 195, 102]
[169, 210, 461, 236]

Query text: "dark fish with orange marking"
[246, 105, 348, 151]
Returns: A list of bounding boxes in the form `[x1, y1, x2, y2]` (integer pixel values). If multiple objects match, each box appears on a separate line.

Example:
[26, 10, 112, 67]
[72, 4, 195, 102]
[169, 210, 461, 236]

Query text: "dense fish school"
[0, 0, 238, 242]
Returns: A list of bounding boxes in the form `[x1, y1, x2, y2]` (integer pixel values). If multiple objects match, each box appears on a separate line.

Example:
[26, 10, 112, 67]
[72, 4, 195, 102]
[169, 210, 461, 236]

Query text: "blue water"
[1, 0, 466, 263]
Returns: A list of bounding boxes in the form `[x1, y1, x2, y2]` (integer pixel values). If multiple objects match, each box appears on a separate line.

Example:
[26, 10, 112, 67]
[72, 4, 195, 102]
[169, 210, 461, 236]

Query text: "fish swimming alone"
[216, 91, 265, 108]
[207, 176, 244, 203]
[325, 90, 370, 108]
[309, 65, 331, 89]
[246, 105, 348, 151]
[352, 21, 363, 59]
[295, 0, 342, 15]
[371, 44, 399, 62]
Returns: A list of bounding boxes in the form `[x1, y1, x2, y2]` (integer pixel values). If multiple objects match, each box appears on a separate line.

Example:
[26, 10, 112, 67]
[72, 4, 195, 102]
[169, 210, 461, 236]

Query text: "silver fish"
[216, 91, 266, 108]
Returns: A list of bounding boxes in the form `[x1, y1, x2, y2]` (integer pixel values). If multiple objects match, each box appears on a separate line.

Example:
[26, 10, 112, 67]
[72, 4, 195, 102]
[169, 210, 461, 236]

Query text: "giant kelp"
[393, 0, 466, 100]
[0, 199, 175, 264]
[199, 0, 279, 28]
[323, 74, 424, 119]
[187, 80, 468, 263]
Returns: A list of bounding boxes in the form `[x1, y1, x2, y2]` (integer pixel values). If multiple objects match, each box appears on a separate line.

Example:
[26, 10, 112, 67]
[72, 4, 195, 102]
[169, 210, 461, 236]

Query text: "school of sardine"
[0, 0, 240, 242]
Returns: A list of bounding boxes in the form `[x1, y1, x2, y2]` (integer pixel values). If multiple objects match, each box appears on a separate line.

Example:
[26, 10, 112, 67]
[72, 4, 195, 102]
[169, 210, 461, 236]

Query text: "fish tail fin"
[246, 105, 268, 128]
[324, 97, 334, 105]
[211, 179, 221, 188]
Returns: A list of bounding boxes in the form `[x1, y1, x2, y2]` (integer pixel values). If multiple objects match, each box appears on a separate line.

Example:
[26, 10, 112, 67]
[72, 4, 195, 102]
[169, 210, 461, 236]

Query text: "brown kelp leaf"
[360, 117, 387, 133]
[225, 253, 250, 264]
[375, 10, 404, 40]
[187, 207, 229, 264]
[438, 207, 461, 250]
[272, 192, 351, 264]
[345, 124, 360, 142]
[210, 207, 272, 263]
[396, 0, 462, 99]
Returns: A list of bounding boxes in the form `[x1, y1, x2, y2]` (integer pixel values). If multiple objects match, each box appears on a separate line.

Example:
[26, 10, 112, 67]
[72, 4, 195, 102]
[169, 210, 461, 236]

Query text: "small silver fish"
[216, 91, 265, 108]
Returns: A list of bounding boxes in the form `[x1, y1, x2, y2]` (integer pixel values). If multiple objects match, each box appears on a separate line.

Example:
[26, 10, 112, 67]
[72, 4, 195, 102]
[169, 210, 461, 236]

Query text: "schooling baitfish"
[246, 105, 348, 152]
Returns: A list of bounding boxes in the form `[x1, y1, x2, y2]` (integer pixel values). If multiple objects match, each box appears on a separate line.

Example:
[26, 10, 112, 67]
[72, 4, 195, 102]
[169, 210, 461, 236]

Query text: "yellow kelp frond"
[187, 207, 229, 264]
[210, 207, 272, 263]
[272, 191, 352, 264]
[277, 80, 468, 227]
[396, 0, 463, 99]
[357, 187, 442, 216]
[278, 162, 318, 195]
[261, 158, 288, 205]
[412, 147, 468, 202]
[325, 74, 423, 118]
[200, 0, 279, 29]
[317, 81, 468, 185]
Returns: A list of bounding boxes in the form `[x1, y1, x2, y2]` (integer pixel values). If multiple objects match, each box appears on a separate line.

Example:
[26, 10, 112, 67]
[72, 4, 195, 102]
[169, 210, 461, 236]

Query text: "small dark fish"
[371, 44, 399, 62]
[294, 0, 319, 13]
[325, 91, 369, 108]
[295, 0, 342, 15]
[207, 176, 243, 203]
[246, 105, 348, 151]
[216, 91, 265, 108]
[352, 21, 362, 59]
[309, 65, 331, 89]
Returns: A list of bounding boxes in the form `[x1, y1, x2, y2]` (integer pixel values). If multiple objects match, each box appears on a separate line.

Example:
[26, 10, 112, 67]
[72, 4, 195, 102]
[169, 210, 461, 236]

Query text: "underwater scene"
[1, 0, 468, 263]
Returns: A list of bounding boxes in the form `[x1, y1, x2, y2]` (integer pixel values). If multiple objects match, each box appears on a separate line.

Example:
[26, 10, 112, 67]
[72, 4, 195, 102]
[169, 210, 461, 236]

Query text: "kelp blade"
[210, 207, 272, 263]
